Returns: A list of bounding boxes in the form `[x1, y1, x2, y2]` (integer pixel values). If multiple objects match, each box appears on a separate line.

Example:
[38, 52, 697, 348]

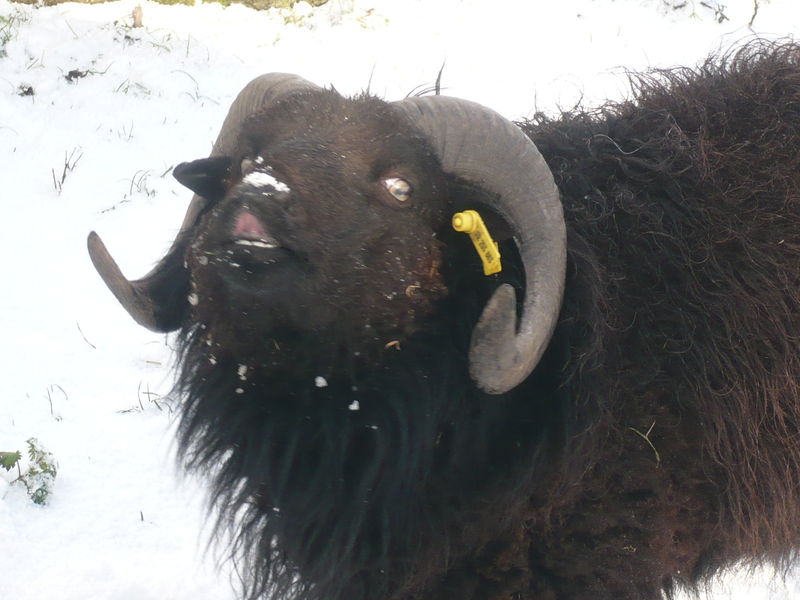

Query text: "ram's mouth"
[230, 210, 282, 250]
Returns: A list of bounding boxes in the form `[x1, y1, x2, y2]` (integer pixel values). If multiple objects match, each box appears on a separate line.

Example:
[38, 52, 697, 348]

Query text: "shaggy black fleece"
[174, 41, 800, 600]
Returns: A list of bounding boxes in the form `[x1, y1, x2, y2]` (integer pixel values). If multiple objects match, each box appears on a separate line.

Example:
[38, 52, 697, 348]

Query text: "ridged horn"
[393, 96, 566, 395]
[87, 74, 321, 332]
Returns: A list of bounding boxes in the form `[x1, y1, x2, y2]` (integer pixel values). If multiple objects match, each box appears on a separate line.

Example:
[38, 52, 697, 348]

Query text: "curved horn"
[87, 74, 321, 332]
[393, 96, 566, 395]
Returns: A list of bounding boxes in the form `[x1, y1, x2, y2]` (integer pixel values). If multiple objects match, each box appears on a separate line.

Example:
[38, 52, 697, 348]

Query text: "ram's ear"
[173, 156, 232, 199]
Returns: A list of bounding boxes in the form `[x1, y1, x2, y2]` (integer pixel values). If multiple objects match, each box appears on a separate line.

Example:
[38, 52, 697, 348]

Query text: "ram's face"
[185, 92, 449, 355]
[87, 74, 566, 394]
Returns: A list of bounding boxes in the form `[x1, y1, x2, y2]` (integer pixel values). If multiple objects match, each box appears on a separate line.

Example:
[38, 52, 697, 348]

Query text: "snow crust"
[2, 0, 800, 598]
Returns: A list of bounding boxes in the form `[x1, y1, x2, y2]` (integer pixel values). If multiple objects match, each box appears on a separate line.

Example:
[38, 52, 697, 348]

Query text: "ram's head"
[88, 74, 566, 394]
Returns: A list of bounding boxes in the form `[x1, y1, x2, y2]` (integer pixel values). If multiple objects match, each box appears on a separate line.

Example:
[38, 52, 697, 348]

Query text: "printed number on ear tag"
[452, 210, 502, 276]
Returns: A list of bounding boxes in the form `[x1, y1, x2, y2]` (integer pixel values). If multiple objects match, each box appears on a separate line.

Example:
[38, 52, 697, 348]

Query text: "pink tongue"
[233, 211, 268, 239]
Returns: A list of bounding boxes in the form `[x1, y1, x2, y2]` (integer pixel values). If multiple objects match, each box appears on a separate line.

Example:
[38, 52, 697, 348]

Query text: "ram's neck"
[172, 315, 566, 600]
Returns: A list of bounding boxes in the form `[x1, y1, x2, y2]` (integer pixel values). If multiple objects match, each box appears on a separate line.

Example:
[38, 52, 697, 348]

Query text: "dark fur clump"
[175, 41, 800, 600]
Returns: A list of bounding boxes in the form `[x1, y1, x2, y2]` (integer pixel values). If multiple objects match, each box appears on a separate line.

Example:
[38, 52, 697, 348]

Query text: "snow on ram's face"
[243, 170, 291, 194]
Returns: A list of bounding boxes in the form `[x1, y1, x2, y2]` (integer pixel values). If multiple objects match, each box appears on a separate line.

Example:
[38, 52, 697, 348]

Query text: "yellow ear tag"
[452, 210, 502, 276]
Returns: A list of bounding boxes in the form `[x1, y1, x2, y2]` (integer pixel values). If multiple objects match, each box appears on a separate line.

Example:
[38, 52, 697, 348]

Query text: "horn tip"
[87, 229, 100, 247]
[86, 231, 117, 276]
[469, 284, 520, 395]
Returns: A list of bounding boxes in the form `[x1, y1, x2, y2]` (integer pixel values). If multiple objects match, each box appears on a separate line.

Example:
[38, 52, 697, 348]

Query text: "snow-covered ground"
[2, 0, 800, 598]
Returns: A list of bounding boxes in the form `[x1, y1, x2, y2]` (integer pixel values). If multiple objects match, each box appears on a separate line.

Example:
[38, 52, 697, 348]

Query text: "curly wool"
[174, 41, 800, 600]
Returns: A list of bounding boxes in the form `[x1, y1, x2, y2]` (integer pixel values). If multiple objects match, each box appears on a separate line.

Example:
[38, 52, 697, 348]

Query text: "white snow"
[314, 376, 328, 388]
[243, 170, 291, 193]
[2, 0, 800, 598]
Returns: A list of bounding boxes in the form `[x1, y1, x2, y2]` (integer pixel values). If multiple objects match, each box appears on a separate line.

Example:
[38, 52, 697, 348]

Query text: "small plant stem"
[629, 421, 661, 466]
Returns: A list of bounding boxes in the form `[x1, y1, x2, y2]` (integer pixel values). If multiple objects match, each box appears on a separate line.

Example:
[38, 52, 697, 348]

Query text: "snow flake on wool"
[243, 171, 290, 193]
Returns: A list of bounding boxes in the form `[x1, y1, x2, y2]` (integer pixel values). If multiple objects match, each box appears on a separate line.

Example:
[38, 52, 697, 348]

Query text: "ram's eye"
[383, 178, 412, 204]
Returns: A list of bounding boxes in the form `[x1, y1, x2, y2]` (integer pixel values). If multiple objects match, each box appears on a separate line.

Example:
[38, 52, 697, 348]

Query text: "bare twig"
[128, 169, 155, 197]
[63, 20, 79, 39]
[51, 147, 83, 194]
[135, 381, 146, 411]
[118, 121, 134, 141]
[76, 322, 96, 349]
[749, 0, 759, 27]
[99, 198, 131, 214]
[137, 380, 165, 412]
[45, 384, 68, 421]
